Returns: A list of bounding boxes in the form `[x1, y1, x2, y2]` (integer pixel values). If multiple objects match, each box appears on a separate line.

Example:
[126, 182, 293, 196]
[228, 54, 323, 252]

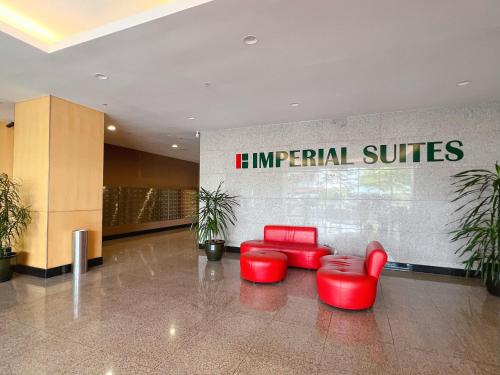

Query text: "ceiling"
[0, 0, 214, 51]
[1, 0, 500, 163]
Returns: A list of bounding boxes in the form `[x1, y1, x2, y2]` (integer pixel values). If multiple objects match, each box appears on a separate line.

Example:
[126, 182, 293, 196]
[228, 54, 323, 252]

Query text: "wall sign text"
[235, 140, 463, 169]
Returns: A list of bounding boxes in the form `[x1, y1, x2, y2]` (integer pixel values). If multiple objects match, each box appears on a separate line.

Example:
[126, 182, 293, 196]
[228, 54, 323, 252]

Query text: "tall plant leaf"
[450, 163, 500, 284]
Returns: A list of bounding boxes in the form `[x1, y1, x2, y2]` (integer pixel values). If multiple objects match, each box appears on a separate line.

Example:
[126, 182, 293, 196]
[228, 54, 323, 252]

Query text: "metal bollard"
[72, 230, 88, 275]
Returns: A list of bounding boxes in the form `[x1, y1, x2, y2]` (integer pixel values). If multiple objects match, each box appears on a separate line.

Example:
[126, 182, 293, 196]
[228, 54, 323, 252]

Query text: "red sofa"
[240, 225, 331, 270]
[316, 241, 387, 310]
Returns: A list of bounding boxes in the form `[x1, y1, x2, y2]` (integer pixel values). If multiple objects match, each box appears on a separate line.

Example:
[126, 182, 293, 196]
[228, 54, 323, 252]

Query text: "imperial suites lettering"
[235, 140, 463, 169]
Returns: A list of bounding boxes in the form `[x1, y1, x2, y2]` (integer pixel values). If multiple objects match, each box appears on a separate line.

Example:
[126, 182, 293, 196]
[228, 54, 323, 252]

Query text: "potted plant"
[192, 182, 239, 261]
[0, 173, 31, 282]
[450, 163, 500, 296]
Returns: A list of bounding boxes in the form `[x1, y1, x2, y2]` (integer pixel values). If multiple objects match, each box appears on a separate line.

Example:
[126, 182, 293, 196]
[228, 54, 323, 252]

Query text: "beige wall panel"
[12, 97, 50, 211]
[49, 96, 104, 212]
[0, 123, 14, 176]
[104, 144, 199, 189]
[47, 210, 102, 268]
[16, 211, 48, 269]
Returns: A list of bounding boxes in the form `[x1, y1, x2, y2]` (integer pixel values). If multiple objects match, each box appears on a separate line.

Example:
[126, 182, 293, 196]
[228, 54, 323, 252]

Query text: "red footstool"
[240, 250, 288, 283]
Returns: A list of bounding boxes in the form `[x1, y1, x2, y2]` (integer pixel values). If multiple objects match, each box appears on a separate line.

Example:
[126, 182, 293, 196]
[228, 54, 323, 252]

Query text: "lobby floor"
[1, 229, 499, 374]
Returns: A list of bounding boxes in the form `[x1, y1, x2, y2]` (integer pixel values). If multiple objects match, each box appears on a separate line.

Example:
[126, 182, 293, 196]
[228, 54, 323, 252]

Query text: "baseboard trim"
[225, 246, 240, 253]
[15, 257, 103, 279]
[196, 244, 241, 253]
[219, 246, 472, 277]
[103, 224, 191, 241]
[384, 261, 476, 277]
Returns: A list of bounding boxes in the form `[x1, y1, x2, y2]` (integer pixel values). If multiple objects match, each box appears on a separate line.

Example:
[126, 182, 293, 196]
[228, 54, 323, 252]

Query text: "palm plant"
[192, 182, 239, 260]
[0, 173, 31, 257]
[0, 173, 31, 282]
[450, 163, 500, 295]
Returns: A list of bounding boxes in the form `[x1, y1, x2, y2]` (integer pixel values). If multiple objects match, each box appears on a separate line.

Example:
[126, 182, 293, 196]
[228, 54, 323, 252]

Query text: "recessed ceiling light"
[187, 117, 195, 120]
[172, 144, 179, 148]
[243, 35, 258, 45]
[95, 73, 108, 80]
[457, 80, 470, 86]
[107, 125, 116, 131]
[102, 103, 108, 106]
[290, 102, 299, 107]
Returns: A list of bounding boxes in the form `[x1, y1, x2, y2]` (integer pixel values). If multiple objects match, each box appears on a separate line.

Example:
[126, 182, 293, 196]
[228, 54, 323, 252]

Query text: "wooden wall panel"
[104, 144, 199, 189]
[13, 97, 50, 211]
[0, 122, 14, 176]
[13, 97, 51, 269]
[47, 210, 102, 268]
[15, 211, 48, 269]
[49, 96, 104, 212]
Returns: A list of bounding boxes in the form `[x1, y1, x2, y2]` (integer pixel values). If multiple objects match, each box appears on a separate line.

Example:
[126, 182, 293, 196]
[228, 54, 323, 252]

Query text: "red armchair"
[316, 241, 387, 310]
[240, 225, 331, 270]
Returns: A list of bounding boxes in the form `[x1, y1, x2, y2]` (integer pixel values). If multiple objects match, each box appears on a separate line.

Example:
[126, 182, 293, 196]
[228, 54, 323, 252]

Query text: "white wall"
[200, 103, 500, 268]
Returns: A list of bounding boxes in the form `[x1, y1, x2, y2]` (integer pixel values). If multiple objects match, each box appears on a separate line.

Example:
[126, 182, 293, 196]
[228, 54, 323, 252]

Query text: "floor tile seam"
[395, 346, 500, 368]
[1, 292, 54, 310]
[388, 306, 480, 348]
[3, 315, 61, 341]
[381, 309, 396, 346]
[318, 303, 333, 367]
[238, 318, 270, 355]
[271, 315, 330, 331]
[231, 346, 252, 375]
[4, 325, 103, 373]
[60, 349, 161, 374]
[36, 325, 106, 353]
[248, 346, 321, 369]
[390, 341, 484, 362]
[59, 353, 104, 375]
[224, 310, 276, 325]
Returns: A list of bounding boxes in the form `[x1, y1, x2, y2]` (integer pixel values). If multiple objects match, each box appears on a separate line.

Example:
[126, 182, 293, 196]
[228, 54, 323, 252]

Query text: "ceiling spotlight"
[187, 117, 195, 120]
[102, 103, 108, 106]
[195, 131, 200, 138]
[457, 80, 470, 86]
[107, 125, 116, 131]
[290, 102, 299, 107]
[172, 144, 179, 148]
[95, 73, 108, 80]
[243, 35, 258, 45]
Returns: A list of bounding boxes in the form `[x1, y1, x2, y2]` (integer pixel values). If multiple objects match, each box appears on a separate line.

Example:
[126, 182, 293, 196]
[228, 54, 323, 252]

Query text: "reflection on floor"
[1, 228, 499, 374]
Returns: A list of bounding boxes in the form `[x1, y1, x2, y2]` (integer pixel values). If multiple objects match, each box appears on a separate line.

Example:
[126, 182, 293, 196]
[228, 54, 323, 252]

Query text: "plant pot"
[0, 251, 16, 283]
[486, 278, 500, 297]
[205, 240, 225, 261]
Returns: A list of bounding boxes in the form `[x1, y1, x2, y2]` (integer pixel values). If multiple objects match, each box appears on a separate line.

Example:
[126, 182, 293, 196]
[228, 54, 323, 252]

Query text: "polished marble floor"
[1, 228, 500, 374]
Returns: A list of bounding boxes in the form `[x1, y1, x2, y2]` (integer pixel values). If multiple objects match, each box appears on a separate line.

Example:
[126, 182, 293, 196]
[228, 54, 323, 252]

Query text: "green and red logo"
[235, 153, 249, 169]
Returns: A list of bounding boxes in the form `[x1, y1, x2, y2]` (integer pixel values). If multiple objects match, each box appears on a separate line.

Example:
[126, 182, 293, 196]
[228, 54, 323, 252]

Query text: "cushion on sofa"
[264, 225, 317, 245]
[319, 254, 364, 267]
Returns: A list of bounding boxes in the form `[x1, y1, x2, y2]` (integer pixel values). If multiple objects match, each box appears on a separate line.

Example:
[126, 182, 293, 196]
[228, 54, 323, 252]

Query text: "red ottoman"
[240, 250, 288, 283]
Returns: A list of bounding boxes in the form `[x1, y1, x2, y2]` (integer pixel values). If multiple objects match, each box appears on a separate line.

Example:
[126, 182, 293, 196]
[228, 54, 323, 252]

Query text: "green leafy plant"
[192, 182, 239, 245]
[0, 173, 31, 258]
[450, 163, 500, 285]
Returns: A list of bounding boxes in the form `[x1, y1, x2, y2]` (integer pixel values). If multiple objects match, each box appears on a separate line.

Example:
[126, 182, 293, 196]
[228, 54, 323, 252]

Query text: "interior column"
[13, 96, 104, 275]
